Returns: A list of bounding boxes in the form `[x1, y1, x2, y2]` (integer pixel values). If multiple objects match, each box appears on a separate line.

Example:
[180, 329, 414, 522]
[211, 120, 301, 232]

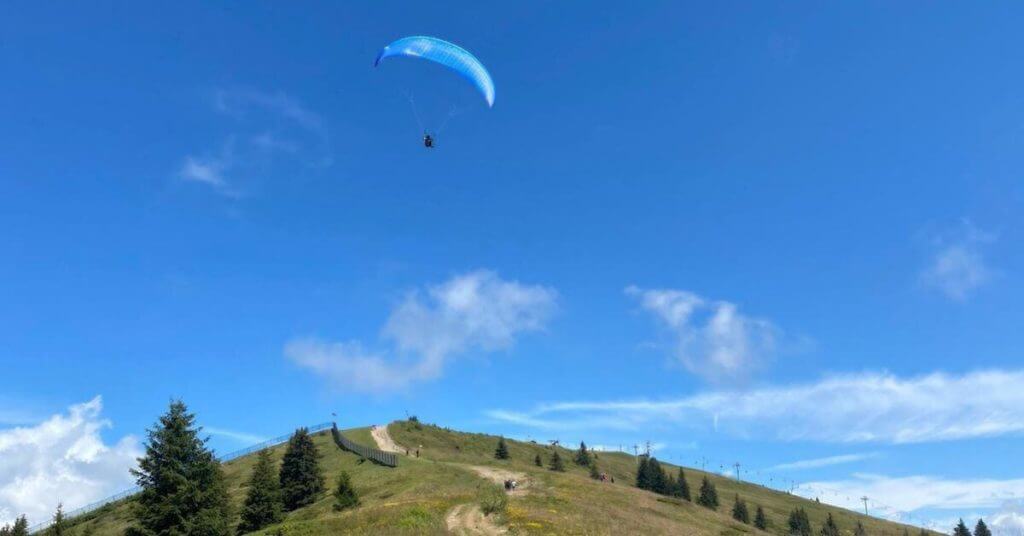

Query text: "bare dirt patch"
[371, 424, 404, 454]
[445, 503, 507, 535]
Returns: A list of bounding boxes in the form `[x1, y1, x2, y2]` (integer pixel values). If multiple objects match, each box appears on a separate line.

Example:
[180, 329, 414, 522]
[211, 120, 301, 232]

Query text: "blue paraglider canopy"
[375, 36, 495, 108]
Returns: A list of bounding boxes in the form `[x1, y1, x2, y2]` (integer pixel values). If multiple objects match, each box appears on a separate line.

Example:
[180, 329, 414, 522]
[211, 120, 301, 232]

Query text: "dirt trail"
[370, 423, 526, 535]
[445, 503, 506, 536]
[464, 466, 530, 493]
[371, 424, 404, 454]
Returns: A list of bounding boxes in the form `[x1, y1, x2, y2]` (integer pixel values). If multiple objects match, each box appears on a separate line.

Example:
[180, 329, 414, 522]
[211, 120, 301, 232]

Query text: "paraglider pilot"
[423, 133, 434, 148]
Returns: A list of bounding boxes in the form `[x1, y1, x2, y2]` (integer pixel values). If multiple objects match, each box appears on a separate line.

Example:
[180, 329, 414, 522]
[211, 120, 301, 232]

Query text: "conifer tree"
[279, 428, 325, 511]
[494, 437, 510, 460]
[853, 521, 867, 536]
[754, 505, 767, 530]
[574, 441, 592, 466]
[47, 503, 67, 536]
[731, 494, 749, 524]
[0, 525, 8, 536]
[819, 513, 840, 536]
[953, 520, 972, 536]
[238, 449, 283, 533]
[332, 471, 359, 511]
[697, 476, 719, 509]
[674, 468, 691, 501]
[548, 450, 565, 471]
[920, 529, 929, 536]
[648, 457, 669, 494]
[902, 529, 910, 536]
[129, 400, 231, 536]
[787, 508, 812, 536]
[974, 519, 992, 536]
[636, 456, 651, 490]
[7, 517, 28, 536]
[534, 453, 543, 467]
[589, 461, 601, 479]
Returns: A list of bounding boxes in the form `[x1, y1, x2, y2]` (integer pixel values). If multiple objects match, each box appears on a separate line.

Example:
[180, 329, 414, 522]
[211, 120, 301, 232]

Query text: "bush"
[479, 485, 508, 516]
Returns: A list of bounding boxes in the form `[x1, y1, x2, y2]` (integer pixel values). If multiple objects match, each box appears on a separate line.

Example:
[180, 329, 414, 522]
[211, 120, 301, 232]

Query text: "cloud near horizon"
[0, 397, 140, 527]
[287, 270, 558, 394]
[626, 286, 779, 384]
[486, 369, 1024, 444]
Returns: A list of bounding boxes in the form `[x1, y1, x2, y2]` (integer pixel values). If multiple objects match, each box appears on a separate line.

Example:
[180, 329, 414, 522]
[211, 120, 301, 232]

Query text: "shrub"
[479, 485, 508, 516]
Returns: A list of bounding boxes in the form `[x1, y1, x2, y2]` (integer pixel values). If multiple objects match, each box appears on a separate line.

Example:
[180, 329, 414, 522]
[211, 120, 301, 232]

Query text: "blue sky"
[2, 1, 1024, 531]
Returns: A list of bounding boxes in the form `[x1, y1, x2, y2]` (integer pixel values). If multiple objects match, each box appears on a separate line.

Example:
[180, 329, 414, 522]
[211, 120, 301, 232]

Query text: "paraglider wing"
[375, 36, 495, 108]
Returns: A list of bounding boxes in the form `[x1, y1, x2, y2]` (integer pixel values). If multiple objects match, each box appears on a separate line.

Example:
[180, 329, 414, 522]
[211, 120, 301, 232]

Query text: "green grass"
[69, 422, 938, 535]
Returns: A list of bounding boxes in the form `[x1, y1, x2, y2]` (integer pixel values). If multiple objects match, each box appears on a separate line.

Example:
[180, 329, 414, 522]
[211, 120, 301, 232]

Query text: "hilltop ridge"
[64, 420, 937, 535]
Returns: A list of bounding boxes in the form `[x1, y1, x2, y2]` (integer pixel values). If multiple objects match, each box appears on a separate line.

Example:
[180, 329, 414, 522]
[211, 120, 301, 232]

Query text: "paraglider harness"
[423, 132, 434, 148]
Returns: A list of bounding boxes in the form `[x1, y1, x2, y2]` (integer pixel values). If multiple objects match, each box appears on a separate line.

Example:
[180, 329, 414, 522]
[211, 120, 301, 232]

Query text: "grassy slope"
[68, 422, 937, 535]
[388, 420, 935, 536]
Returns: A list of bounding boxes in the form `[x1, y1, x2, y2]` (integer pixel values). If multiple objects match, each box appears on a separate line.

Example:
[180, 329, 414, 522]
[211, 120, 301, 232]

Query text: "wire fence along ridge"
[331, 424, 398, 467]
[28, 422, 332, 534]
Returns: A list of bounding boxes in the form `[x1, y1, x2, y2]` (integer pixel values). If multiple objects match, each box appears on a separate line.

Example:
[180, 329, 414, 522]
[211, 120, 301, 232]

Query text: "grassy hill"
[65, 420, 937, 535]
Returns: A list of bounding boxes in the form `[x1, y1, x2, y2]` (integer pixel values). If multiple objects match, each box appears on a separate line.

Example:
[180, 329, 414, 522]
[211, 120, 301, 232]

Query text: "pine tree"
[5, 517, 28, 536]
[648, 457, 669, 494]
[974, 519, 992, 536]
[279, 427, 325, 511]
[902, 529, 910, 536]
[819, 513, 840, 536]
[574, 441, 592, 466]
[548, 450, 565, 471]
[589, 461, 601, 479]
[130, 400, 232, 536]
[754, 505, 767, 530]
[238, 449, 283, 533]
[534, 453, 543, 467]
[636, 456, 651, 490]
[47, 503, 67, 536]
[788, 508, 812, 536]
[731, 494, 749, 524]
[920, 530, 929, 536]
[494, 437, 510, 460]
[953, 520, 972, 536]
[674, 468, 691, 501]
[332, 471, 359, 511]
[853, 521, 867, 536]
[697, 476, 719, 509]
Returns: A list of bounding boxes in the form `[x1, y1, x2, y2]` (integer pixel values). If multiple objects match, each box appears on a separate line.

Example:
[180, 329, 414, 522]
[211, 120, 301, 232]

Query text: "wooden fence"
[331, 424, 398, 467]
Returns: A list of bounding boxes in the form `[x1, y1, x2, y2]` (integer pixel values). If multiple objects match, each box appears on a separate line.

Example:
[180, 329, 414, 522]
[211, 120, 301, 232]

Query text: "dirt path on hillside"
[445, 503, 507, 536]
[371, 424, 404, 454]
[464, 466, 531, 494]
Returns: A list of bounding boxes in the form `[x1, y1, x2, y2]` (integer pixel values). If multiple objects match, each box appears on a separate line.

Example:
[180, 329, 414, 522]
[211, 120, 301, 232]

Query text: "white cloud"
[180, 88, 331, 197]
[487, 369, 1024, 444]
[626, 286, 777, 384]
[287, 270, 558, 394]
[797, 473, 1024, 523]
[769, 452, 879, 472]
[991, 501, 1024, 536]
[922, 220, 996, 301]
[0, 397, 140, 526]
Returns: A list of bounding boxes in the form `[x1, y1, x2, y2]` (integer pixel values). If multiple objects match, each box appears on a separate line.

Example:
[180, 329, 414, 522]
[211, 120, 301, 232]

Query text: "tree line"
[8, 400, 361, 535]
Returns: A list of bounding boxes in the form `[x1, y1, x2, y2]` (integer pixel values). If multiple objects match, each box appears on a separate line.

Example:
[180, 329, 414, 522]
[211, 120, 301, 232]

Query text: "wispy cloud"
[287, 270, 558, 394]
[922, 219, 996, 301]
[204, 426, 267, 446]
[487, 369, 1024, 444]
[178, 87, 331, 197]
[0, 397, 140, 526]
[626, 286, 778, 384]
[769, 452, 879, 472]
[797, 473, 1024, 521]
